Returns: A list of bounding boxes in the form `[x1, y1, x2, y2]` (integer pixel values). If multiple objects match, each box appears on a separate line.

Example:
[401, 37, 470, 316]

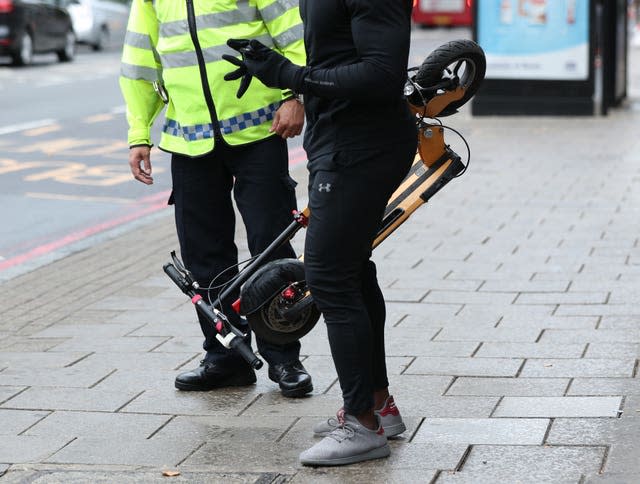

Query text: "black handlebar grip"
[230, 337, 263, 370]
[163, 263, 190, 295]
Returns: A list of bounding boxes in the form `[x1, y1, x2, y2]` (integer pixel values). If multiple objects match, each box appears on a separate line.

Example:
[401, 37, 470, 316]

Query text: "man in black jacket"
[225, 0, 417, 466]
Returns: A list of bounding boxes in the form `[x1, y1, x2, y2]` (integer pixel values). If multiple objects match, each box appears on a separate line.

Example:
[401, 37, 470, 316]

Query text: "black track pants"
[170, 136, 301, 366]
[304, 142, 416, 415]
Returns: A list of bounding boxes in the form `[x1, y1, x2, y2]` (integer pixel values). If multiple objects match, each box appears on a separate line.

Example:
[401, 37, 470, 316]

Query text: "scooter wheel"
[408, 39, 486, 115]
[241, 259, 320, 345]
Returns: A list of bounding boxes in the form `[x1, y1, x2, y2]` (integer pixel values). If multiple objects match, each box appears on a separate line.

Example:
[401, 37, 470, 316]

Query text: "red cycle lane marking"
[0, 198, 170, 272]
[0, 147, 309, 273]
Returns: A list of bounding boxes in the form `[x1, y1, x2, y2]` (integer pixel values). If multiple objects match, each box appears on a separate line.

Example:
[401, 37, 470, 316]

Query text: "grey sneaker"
[300, 413, 390, 466]
[313, 396, 406, 438]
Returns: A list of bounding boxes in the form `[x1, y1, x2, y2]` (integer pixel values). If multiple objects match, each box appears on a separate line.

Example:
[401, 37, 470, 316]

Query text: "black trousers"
[170, 136, 301, 366]
[304, 142, 416, 415]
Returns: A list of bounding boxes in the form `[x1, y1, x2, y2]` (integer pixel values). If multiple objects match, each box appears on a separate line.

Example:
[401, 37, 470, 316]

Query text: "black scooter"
[164, 40, 486, 370]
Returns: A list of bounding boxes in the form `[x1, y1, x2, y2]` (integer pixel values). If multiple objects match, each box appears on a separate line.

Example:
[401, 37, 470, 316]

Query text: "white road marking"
[0, 119, 57, 136]
[26, 192, 137, 204]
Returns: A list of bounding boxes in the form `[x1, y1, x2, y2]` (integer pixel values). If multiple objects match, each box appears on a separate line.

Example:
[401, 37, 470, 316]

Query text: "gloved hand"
[223, 39, 303, 98]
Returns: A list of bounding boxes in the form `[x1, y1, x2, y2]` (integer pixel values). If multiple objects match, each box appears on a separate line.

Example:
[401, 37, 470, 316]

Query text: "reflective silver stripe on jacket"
[163, 102, 280, 140]
[259, 0, 299, 23]
[121, 62, 159, 81]
[159, 34, 275, 69]
[124, 30, 152, 49]
[159, 2, 259, 38]
[272, 23, 303, 49]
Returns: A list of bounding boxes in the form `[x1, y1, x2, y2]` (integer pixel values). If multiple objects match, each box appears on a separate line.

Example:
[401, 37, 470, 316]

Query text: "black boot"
[268, 360, 313, 398]
[175, 359, 256, 391]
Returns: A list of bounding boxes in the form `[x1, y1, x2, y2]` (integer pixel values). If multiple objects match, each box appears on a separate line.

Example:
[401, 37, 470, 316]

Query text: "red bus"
[412, 0, 473, 27]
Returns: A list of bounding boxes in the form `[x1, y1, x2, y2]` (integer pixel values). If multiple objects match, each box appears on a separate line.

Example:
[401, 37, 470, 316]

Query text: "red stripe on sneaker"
[379, 396, 400, 417]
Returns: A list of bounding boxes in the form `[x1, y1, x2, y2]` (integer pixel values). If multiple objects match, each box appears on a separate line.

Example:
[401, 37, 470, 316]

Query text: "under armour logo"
[318, 183, 332, 192]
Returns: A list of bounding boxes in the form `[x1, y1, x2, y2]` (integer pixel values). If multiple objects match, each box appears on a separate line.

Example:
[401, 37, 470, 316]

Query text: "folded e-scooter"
[164, 39, 486, 370]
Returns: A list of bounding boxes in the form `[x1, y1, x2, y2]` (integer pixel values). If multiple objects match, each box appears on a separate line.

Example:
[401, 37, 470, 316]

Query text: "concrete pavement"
[1, 51, 640, 484]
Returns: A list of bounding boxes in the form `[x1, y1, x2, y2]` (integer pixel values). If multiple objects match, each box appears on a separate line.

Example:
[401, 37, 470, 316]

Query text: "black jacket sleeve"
[296, 0, 413, 100]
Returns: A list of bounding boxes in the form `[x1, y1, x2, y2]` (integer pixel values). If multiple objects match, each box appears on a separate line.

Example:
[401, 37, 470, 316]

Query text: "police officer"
[224, 0, 416, 466]
[120, 0, 313, 398]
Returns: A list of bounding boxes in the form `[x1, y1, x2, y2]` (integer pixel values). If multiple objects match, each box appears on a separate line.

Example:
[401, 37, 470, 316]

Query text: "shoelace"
[327, 423, 356, 442]
[323, 407, 345, 429]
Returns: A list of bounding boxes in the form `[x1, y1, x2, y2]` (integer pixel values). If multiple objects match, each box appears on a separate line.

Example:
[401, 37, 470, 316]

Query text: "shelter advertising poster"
[477, 0, 590, 80]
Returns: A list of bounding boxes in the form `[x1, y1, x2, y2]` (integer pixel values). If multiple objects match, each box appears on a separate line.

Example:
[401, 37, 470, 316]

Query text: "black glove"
[223, 39, 303, 98]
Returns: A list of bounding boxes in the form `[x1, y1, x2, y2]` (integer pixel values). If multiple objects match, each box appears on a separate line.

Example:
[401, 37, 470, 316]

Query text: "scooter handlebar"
[163, 263, 191, 295]
[230, 336, 263, 370]
[163, 261, 263, 369]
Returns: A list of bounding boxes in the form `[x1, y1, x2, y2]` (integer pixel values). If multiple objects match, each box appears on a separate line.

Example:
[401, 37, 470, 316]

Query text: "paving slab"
[29, 323, 145, 339]
[109, 308, 199, 327]
[1, 387, 142, 412]
[0, 409, 50, 435]
[493, 396, 623, 418]
[620, 395, 640, 419]
[475, 342, 586, 358]
[406, 356, 523, 377]
[24, 411, 171, 440]
[584, 473, 640, 484]
[0, 386, 27, 404]
[45, 436, 201, 467]
[0, 366, 117, 389]
[547, 418, 640, 446]
[119, 386, 272, 416]
[290, 468, 439, 484]
[598, 315, 640, 330]
[434, 327, 543, 343]
[385, 339, 480, 357]
[0, 435, 72, 463]
[76, 351, 199, 372]
[519, 358, 636, 378]
[568, 378, 640, 396]
[46, 335, 170, 353]
[436, 471, 581, 484]
[498, 315, 599, 330]
[555, 305, 640, 317]
[0, 352, 90, 368]
[413, 418, 549, 445]
[604, 442, 640, 475]
[449, 445, 605, 482]
[585, 343, 640, 359]
[446, 377, 570, 397]
[86, 295, 183, 312]
[0, 469, 273, 484]
[539, 329, 640, 344]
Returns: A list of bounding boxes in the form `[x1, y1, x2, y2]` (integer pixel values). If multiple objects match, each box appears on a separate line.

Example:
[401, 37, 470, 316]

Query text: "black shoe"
[268, 360, 313, 398]
[175, 360, 256, 391]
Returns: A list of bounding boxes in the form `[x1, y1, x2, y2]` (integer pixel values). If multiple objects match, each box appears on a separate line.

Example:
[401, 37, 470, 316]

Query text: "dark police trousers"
[304, 142, 416, 415]
[170, 135, 301, 366]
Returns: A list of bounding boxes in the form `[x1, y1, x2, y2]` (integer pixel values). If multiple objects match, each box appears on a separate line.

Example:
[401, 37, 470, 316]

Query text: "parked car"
[0, 0, 75, 65]
[67, 0, 128, 51]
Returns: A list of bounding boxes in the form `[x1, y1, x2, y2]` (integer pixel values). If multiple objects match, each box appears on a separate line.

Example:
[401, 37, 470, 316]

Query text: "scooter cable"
[200, 254, 260, 308]
[439, 123, 471, 178]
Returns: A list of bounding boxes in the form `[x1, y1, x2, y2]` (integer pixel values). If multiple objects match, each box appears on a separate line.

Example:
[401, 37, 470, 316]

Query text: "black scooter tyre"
[409, 39, 486, 114]
[241, 259, 320, 345]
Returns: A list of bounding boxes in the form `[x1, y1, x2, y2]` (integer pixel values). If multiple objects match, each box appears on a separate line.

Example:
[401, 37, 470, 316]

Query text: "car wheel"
[92, 26, 109, 51]
[57, 30, 76, 62]
[12, 31, 33, 66]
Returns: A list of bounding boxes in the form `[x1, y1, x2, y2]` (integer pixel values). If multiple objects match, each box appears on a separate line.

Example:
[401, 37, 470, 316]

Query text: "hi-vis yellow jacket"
[120, 0, 305, 157]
